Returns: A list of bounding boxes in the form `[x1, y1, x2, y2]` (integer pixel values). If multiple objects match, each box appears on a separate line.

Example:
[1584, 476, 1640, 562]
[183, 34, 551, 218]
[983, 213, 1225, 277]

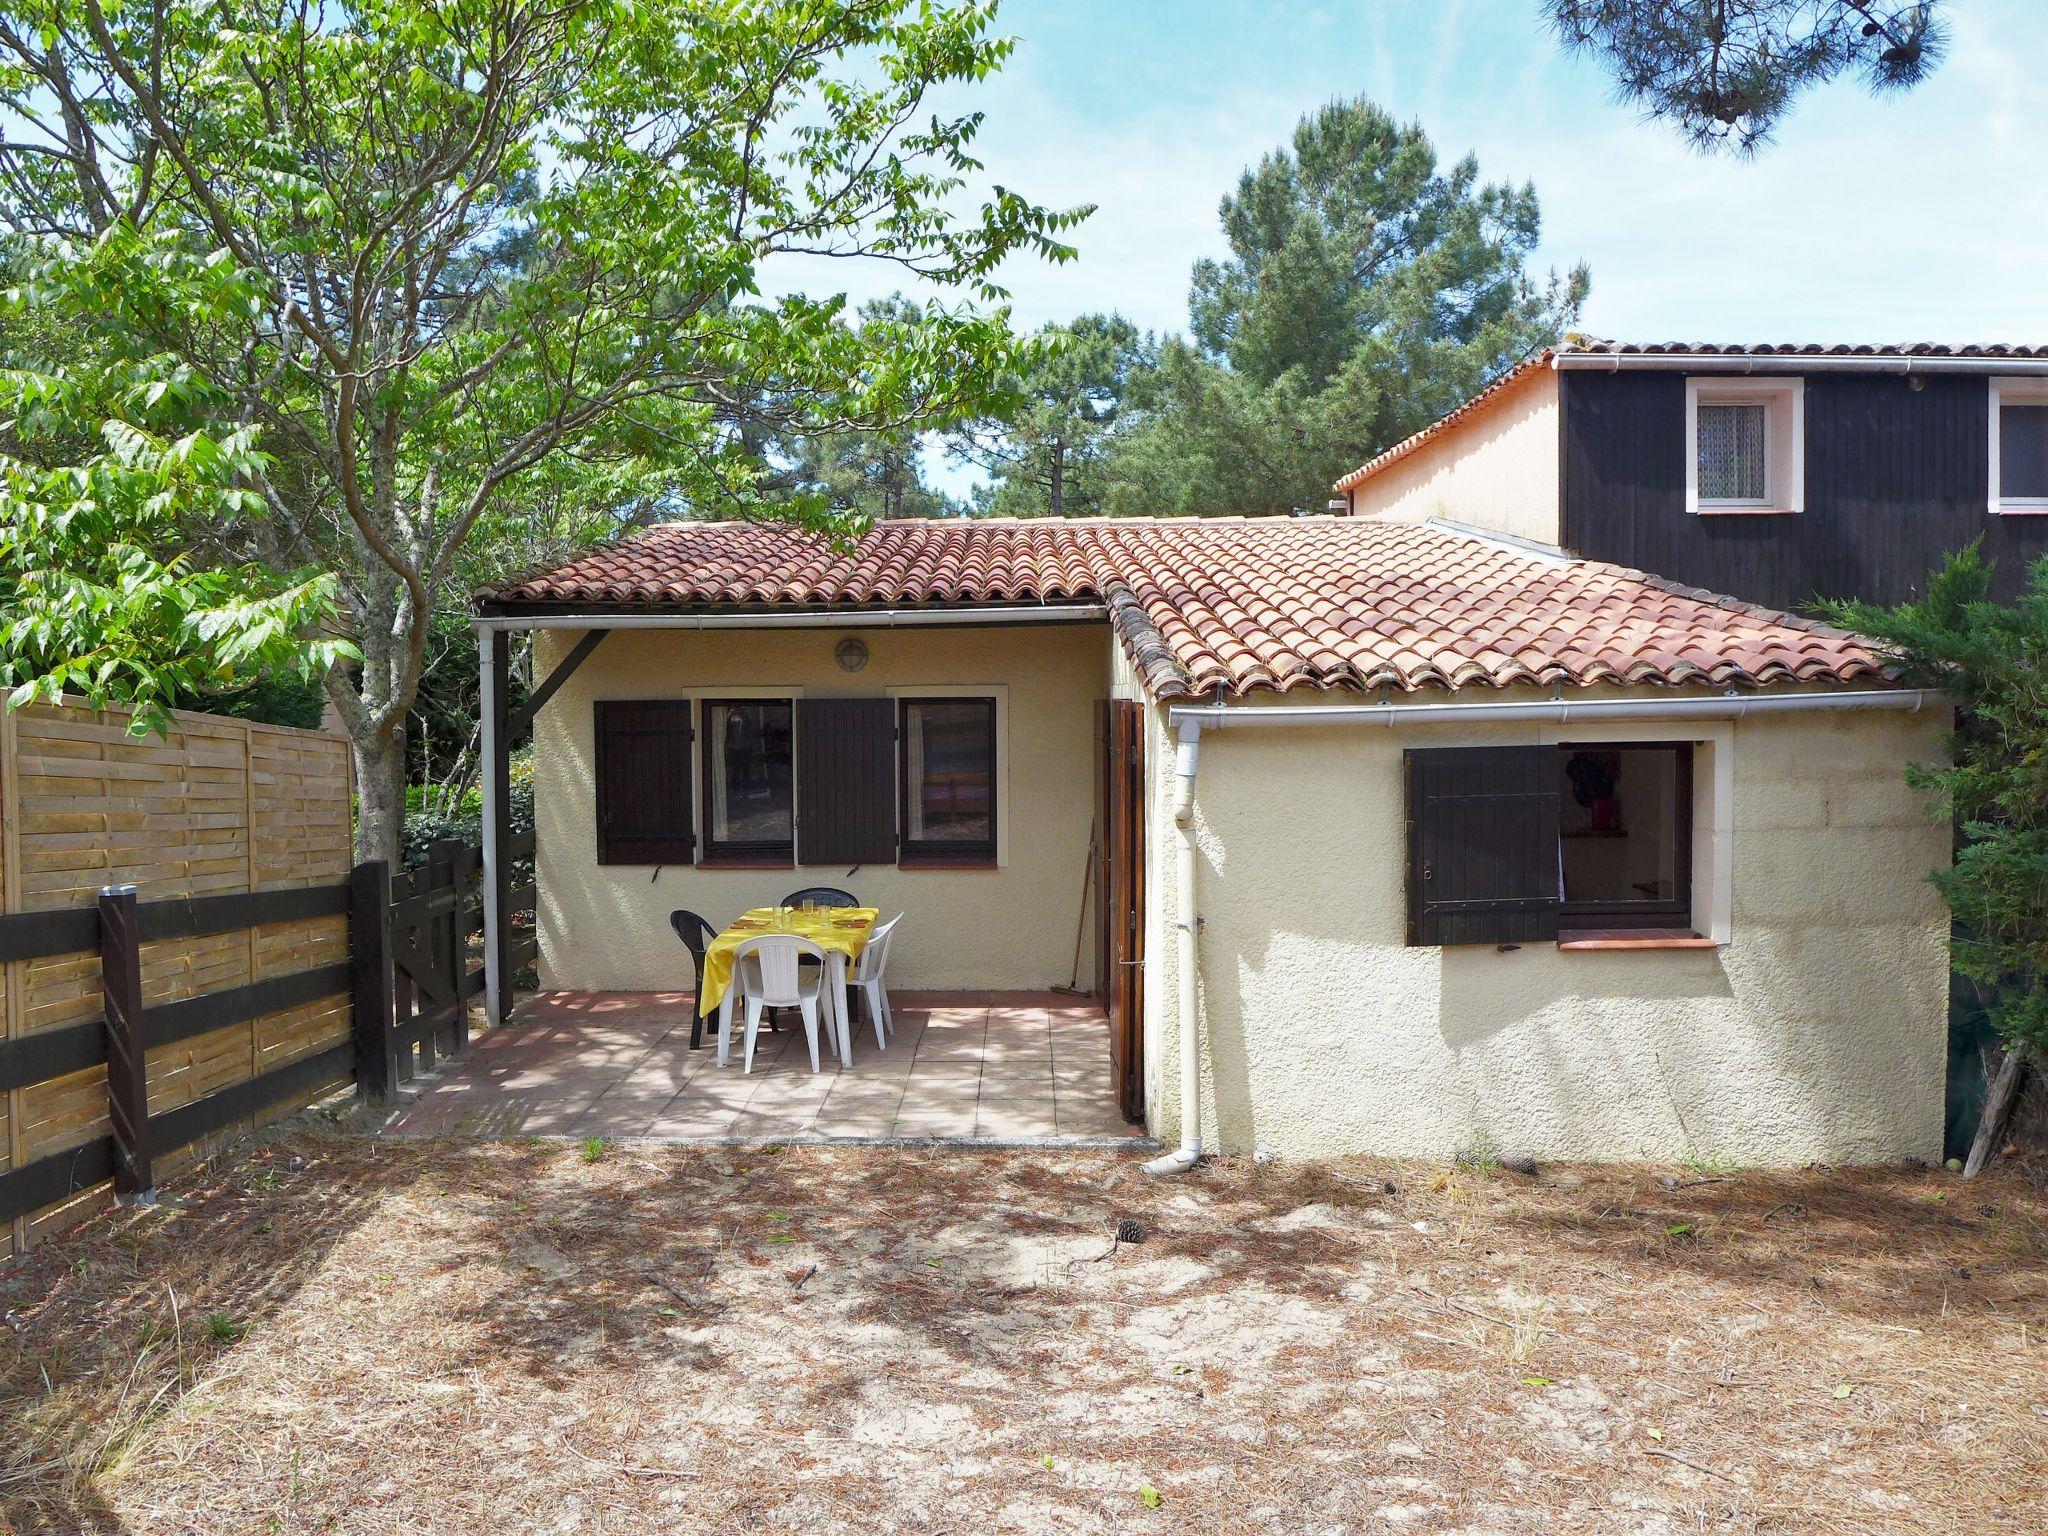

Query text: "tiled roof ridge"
[1559, 337, 2048, 358]
[479, 516, 1893, 700]
[1331, 352, 1555, 493]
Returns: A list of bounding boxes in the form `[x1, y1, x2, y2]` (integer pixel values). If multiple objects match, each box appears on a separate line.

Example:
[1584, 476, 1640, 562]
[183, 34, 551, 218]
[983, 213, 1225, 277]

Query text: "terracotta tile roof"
[479, 517, 1890, 700]
[1557, 339, 2048, 360]
[1335, 336, 2048, 494]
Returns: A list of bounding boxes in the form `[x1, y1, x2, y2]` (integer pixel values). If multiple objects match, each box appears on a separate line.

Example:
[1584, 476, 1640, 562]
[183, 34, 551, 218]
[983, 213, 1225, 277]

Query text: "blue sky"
[766, 0, 2048, 497]
[789, 0, 2048, 344]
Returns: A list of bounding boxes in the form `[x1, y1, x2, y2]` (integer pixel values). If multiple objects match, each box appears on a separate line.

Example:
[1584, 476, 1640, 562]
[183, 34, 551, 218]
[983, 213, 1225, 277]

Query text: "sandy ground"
[2, 1129, 2044, 1535]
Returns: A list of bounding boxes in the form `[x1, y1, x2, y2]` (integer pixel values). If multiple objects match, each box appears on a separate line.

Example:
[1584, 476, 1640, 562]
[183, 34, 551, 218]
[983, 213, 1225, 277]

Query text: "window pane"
[1558, 746, 1685, 913]
[1697, 401, 1766, 501]
[904, 700, 994, 850]
[707, 700, 792, 850]
[2000, 402, 2048, 500]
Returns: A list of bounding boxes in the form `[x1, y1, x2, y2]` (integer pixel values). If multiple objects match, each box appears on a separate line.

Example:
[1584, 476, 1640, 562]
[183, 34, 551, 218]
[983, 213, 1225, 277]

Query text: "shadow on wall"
[1433, 948, 1737, 1159]
[1434, 946, 1734, 1053]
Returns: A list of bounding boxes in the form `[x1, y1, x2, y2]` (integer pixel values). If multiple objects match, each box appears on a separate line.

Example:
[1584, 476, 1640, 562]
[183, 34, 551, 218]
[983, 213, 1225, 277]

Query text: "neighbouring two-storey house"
[1333, 339, 2048, 609]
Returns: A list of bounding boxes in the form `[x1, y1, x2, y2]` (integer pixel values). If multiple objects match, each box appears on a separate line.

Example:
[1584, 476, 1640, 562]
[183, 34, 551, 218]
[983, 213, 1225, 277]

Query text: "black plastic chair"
[781, 885, 857, 908]
[780, 888, 860, 1020]
[669, 909, 719, 1050]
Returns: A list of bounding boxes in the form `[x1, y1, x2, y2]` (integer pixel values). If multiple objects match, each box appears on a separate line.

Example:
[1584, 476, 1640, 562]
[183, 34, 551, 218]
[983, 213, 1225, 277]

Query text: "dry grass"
[1, 1128, 2045, 1535]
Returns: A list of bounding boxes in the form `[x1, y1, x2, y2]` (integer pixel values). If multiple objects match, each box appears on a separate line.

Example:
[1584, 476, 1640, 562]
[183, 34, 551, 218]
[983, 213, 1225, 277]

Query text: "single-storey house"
[471, 516, 1951, 1166]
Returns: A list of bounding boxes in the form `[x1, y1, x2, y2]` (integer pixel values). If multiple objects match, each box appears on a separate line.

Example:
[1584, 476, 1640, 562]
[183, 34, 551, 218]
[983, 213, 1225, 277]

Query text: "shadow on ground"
[3, 1122, 2045, 1535]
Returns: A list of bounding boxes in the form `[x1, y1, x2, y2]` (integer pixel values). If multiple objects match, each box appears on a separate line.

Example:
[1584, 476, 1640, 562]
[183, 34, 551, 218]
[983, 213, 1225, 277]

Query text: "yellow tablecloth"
[698, 906, 878, 1016]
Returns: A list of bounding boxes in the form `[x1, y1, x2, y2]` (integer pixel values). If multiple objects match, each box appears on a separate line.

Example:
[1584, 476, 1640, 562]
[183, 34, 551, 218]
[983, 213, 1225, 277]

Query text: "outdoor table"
[700, 906, 877, 1070]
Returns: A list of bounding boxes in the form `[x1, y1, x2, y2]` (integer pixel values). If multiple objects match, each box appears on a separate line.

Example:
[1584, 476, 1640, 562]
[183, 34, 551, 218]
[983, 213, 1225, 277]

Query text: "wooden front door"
[1097, 700, 1146, 1121]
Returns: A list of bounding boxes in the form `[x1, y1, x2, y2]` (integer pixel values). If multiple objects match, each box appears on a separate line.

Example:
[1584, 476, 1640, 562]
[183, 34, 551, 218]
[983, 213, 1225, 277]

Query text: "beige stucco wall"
[1345, 370, 1563, 544]
[1142, 688, 1952, 1165]
[530, 622, 1109, 993]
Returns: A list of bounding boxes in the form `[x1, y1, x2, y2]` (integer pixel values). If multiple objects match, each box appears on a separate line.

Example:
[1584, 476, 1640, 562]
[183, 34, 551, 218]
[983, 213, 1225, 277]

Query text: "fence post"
[99, 883, 153, 1204]
[427, 838, 464, 1055]
[348, 860, 396, 1097]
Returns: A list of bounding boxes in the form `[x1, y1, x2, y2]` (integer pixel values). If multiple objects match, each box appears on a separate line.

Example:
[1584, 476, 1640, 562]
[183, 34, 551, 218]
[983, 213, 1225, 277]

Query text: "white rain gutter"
[1551, 352, 2048, 376]
[1139, 684, 1938, 1177]
[1167, 688, 1936, 733]
[471, 604, 1107, 631]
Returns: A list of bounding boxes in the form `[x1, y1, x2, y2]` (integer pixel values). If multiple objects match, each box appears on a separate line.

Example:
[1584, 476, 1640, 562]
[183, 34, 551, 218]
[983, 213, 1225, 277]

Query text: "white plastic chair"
[848, 913, 903, 1050]
[729, 934, 830, 1074]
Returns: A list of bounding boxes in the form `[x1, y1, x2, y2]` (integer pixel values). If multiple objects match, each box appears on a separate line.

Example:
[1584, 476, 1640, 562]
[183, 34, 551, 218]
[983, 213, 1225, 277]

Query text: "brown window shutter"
[595, 700, 695, 864]
[1405, 746, 1560, 946]
[796, 697, 896, 866]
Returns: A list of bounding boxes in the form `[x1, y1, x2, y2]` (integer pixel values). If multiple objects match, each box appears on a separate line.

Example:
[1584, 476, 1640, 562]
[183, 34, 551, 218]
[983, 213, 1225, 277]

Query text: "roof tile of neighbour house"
[1333, 337, 2048, 493]
[1331, 351, 1555, 492]
[480, 517, 1889, 699]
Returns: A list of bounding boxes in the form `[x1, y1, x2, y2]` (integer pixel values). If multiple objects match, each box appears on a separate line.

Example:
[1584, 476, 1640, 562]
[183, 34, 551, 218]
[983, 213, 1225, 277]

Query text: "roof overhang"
[470, 601, 1110, 631]
[1550, 351, 2048, 375]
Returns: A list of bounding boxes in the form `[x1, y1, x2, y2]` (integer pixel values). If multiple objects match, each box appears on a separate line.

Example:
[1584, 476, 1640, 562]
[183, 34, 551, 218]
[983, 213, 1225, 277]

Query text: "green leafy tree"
[0, 0, 1082, 861]
[1098, 98, 1586, 519]
[1547, 1, 1945, 153]
[1820, 545, 2048, 1174]
[0, 358, 353, 735]
[950, 314, 1151, 518]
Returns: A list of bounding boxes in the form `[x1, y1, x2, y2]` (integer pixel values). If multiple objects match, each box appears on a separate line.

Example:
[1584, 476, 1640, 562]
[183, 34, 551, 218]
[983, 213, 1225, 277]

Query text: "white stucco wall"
[529, 622, 1108, 993]
[1142, 689, 1952, 1165]
[1345, 370, 1563, 544]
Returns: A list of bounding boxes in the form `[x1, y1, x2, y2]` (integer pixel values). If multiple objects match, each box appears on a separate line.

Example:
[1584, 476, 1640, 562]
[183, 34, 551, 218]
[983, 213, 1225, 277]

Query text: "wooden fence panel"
[0, 701, 354, 1257]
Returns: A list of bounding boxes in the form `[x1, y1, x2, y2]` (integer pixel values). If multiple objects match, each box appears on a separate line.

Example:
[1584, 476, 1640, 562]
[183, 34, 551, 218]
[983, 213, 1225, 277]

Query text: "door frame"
[1096, 699, 1146, 1121]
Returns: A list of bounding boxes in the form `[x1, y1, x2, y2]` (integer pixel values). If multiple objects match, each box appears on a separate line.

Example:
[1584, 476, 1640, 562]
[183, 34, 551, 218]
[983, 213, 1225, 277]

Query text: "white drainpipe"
[1137, 684, 1938, 1176]
[1142, 717, 1206, 1178]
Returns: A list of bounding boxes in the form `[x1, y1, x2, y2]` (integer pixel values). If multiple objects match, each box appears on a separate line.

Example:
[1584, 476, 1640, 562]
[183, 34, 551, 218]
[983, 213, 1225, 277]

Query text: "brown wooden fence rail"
[0, 841, 534, 1232]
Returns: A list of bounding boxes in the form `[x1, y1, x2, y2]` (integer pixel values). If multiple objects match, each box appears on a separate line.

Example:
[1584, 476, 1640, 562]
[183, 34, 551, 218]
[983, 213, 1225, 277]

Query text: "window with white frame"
[1685, 377, 1803, 514]
[1990, 377, 2048, 514]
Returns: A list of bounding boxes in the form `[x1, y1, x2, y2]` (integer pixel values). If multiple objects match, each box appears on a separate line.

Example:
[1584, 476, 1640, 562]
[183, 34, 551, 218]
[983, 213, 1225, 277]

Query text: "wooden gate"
[1097, 700, 1145, 1121]
[353, 839, 482, 1092]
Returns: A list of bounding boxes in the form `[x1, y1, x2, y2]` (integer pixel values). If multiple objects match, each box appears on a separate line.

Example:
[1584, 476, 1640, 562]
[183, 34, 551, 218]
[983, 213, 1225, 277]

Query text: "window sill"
[1991, 503, 2048, 516]
[696, 857, 795, 871]
[1687, 514, 1802, 528]
[897, 855, 1000, 872]
[1557, 929, 1719, 952]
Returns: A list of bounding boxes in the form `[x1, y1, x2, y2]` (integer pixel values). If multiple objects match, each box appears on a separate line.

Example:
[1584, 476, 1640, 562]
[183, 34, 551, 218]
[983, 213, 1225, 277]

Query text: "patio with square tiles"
[383, 990, 1145, 1144]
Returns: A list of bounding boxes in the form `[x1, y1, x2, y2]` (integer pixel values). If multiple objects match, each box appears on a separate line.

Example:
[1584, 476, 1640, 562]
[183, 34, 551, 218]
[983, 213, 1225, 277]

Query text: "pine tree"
[1098, 99, 1586, 518]
[1820, 546, 2048, 1174]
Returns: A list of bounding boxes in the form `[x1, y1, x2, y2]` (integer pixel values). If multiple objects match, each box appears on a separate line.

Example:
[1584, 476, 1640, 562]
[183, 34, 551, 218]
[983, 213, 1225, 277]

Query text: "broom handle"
[1064, 819, 1098, 991]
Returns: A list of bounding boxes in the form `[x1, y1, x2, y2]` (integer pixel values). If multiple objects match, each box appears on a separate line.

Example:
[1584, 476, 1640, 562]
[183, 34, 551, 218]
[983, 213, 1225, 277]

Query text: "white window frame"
[1684, 376, 1804, 516]
[1988, 376, 2048, 516]
[885, 683, 1009, 868]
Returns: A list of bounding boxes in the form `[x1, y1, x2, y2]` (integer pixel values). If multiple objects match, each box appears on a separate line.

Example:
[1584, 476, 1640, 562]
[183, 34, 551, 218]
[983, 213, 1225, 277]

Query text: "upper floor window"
[1990, 377, 2048, 515]
[1685, 376, 1803, 515]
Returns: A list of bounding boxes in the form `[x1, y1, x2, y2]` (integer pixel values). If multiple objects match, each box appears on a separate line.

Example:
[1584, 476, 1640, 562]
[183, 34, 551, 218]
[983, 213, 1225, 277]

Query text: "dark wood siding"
[1560, 370, 2043, 609]
[1405, 746, 1560, 947]
[796, 697, 897, 867]
[594, 700, 695, 864]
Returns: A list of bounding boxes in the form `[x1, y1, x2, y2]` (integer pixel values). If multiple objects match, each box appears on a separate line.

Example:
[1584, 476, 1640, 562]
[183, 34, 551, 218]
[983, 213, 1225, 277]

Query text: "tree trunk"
[352, 725, 409, 868]
[1049, 436, 1065, 518]
[1963, 1045, 2030, 1177]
